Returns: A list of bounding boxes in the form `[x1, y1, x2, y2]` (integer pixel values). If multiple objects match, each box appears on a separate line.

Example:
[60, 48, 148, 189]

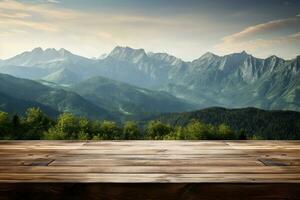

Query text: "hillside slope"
[154, 107, 300, 139]
[0, 74, 114, 119]
[71, 76, 197, 116]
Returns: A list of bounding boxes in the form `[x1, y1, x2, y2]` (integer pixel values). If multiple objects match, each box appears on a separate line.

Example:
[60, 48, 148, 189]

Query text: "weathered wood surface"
[0, 140, 300, 199]
[0, 140, 300, 183]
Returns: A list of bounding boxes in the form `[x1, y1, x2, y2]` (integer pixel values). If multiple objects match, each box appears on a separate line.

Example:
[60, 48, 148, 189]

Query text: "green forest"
[156, 107, 300, 140]
[1, 107, 300, 140]
[0, 107, 246, 140]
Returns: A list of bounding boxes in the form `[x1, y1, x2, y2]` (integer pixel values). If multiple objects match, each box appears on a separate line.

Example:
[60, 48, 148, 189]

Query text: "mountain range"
[0, 46, 299, 119]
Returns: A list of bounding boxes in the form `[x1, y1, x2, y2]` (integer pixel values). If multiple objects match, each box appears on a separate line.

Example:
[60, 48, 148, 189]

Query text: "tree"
[184, 120, 209, 140]
[44, 112, 77, 140]
[0, 111, 9, 125]
[90, 120, 102, 136]
[55, 113, 78, 139]
[145, 121, 172, 139]
[24, 107, 52, 139]
[216, 123, 236, 140]
[78, 117, 90, 140]
[0, 111, 10, 139]
[163, 126, 184, 140]
[11, 114, 22, 139]
[44, 126, 67, 140]
[12, 114, 20, 128]
[99, 121, 122, 139]
[123, 121, 140, 139]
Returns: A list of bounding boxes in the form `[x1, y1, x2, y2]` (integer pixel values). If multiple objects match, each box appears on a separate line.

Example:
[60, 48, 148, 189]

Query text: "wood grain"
[0, 140, 300, 182]
[0, 141, 300, 199]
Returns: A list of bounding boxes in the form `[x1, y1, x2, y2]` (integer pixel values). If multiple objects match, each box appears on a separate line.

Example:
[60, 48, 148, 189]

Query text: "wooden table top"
[0, 140, 300, 183]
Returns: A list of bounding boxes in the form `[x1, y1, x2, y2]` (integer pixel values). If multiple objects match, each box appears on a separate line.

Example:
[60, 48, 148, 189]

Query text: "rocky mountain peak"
[109, 46, 147, 63]
[148, 52, 183, 66]
[32, 47, 43, 53]
[199, 52, 219, 60]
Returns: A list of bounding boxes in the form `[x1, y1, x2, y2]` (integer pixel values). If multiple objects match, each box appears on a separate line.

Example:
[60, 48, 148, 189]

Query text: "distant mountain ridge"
[0, 73, 114, 119]
[0, 73, 196, 120]
[2, 47, 89, 66]
[70, 76, 196, 117]
[42, 68, 80, 85]
[0, 46, 299, 112]
[0, 91, 59, 117]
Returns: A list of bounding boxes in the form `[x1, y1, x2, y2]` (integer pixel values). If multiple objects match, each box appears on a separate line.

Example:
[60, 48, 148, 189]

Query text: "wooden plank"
[50, 158, 263, 166]
[1, 166, 300, 174]
[65, 149, 245, 155]
[0, 159, 54, 166]
[2, 153, 296, 160]
[0, 141, 299, 184]
[0, 173, 300, 183]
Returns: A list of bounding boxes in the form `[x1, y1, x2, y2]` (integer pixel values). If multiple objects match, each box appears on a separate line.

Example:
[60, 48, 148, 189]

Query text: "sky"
[0, 0, 299, 61]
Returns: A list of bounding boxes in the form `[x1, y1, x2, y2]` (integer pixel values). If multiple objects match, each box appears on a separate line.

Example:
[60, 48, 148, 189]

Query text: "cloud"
[0, 0, 78, 20]
[5, 0, 298, 60]
[214, 17, 300, 58]
[221, 18, 300, 43]
[0, 0, 185, 33]
[0, 0, 202, 58]
[0, 18, 57, 32]
[47, 0, 60, 3]
[0, 12, 30, 19]
[0, 0, 81, 32]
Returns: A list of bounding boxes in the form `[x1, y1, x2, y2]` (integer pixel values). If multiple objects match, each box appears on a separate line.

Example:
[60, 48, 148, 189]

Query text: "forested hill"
[1, 107, 300, 140]
[154, 107, 300, 139]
